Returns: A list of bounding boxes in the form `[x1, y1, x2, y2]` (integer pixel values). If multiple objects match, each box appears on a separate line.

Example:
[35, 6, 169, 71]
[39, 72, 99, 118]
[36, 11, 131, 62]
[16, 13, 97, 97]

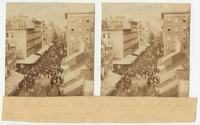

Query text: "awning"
[159, 51, 177, 64]
[113, 55, 137, 65]
[63, 79, 84, 95]
[84, 80, 94, 95]
[103, 71, 121, 86]
[62, 50, 83, 65]
[101, 71, 121, 95]
[159, 64, 184, 83]
[37, 45, 50, 55]
[134, 45, 147, 55]
[157, 79, 178, 95]
[101, 85, 115, 96]
[16, 54, 40, 64]
[5, 71, 24, 96]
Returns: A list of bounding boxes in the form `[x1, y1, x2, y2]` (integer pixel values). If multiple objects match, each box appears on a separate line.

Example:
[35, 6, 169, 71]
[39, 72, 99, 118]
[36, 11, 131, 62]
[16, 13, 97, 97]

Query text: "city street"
[110, 38, 163, 96]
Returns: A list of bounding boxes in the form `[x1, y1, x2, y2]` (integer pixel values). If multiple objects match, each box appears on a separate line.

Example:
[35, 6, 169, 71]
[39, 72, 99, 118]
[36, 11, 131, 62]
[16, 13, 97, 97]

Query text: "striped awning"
[5, 71, 24, 96]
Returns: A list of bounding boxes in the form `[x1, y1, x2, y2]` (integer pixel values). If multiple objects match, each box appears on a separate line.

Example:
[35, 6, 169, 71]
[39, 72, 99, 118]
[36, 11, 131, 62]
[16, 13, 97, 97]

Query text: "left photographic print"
[5, 3, 95, 96]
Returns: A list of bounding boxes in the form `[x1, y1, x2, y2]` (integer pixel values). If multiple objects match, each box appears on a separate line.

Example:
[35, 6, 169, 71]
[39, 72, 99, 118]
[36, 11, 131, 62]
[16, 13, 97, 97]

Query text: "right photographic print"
[101, 3, 190, 97]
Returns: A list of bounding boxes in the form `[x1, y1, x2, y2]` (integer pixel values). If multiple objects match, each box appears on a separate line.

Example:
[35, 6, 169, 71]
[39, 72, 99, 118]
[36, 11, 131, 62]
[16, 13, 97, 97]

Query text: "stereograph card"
[2, 2, 197, 123]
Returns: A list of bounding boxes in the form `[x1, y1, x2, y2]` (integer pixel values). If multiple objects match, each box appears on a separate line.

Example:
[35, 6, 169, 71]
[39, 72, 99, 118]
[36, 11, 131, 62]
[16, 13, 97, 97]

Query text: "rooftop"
[65, 12, 95, 19]
[161, 11, 190, 19]
[161, 11, 190, 15]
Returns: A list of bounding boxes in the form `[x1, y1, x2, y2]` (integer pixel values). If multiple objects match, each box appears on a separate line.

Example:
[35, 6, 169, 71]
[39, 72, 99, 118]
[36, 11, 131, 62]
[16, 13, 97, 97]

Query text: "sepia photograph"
[101, 3, 190, 97]
[5, 3, 94, 96]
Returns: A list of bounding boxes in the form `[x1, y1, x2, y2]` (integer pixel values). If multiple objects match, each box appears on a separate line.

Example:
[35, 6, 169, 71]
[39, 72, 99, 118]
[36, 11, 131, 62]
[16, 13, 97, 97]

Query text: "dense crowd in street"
[111, 41, 163, 96]
[114, 64, 160, 96]
[13, 41, 67, 96]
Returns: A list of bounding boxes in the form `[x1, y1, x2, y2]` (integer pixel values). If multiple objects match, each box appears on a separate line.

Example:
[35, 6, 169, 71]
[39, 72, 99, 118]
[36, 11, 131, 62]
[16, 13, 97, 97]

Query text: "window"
[167, 28, 171, 32]
[86, 36, 89, 41]
[103, 33, 105, 38]
[86, 18, 90, 23]
[10, 33, 14, 38]
[71, 28, 74, 31]
[86, 27, 90, 31]
[6, 33, 8, 38]
[183, 19, 186, 23]
[183, 36, 186, 41]
[107, 33, 111, 38]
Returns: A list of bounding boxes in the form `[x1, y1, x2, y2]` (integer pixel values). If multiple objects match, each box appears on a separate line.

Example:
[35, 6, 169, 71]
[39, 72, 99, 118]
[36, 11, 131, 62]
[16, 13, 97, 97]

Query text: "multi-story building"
[6, 16, 42, 60]
[81, 69, 94, 96]
[41, 21, 55, 46]
[101, 42, 113, 79]
[102, 18, 139, 59]
[158, 11, 190, 88]
[102, 16, 132, 30]
[5, 31, 16, 79]
[5, 31, 24, 96]
[156, 64, 189, 97]
[59, 12, 95, 96]
[161, 11, 190, 56]
[65, 12, 95, 56]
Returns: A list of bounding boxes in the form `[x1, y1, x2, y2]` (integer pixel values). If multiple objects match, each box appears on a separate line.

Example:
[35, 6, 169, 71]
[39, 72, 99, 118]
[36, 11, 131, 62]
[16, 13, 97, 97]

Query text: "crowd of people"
[13, 42, 67, 96]
[112, 45, 162, 96]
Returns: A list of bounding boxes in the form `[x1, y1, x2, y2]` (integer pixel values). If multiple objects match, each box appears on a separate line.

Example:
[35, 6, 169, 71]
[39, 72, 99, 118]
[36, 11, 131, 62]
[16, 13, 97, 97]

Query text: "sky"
[102, 3, 190, 29]
[6, 3, 94, 30]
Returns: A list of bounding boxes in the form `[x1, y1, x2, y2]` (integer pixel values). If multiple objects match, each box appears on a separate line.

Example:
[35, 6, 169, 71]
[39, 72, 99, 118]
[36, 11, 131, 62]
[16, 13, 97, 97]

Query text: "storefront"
[101, 71, 121, 96]
[156, 79, 178, 97]
[16, 54, 40, 70]
[36, 45, 50, 55]
[113, 55, 137, 74]
[5, 71, 24, 96]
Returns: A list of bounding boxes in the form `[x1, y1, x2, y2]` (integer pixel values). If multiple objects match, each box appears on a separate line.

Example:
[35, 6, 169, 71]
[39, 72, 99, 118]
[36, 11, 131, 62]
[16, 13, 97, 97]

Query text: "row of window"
[102, 33, 111, 39]
[167, 35, 187, 41]
[69, 27, 91, 32]
[27, 37, 42, 50]
[69, 17, 91, 23]
[167, 17, 187, 23]
[167, 26, 189, 32]
[6, 32, 14, 38]
[27, 42, 42, 57]
[70, 36, 90, 41]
